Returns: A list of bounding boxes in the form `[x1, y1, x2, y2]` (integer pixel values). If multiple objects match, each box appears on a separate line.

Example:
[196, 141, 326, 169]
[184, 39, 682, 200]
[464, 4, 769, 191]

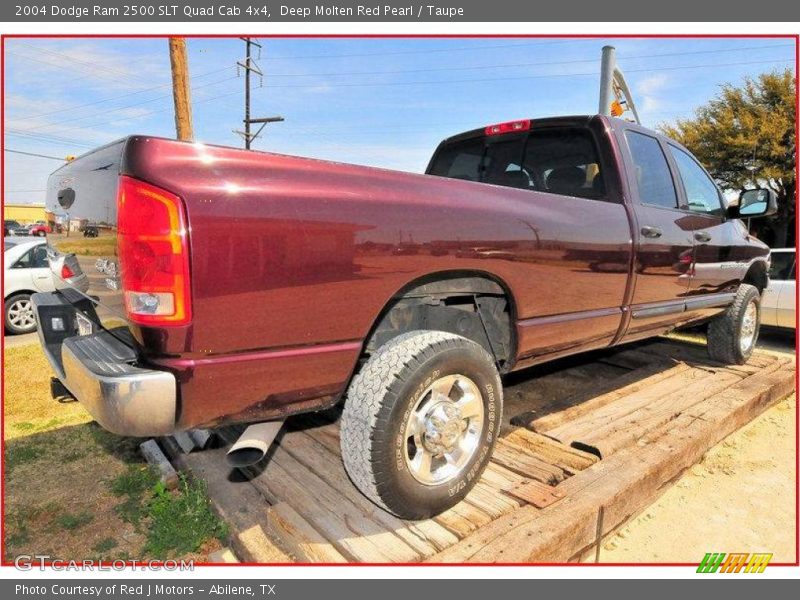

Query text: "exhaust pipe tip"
[225, 420, 284, 468]
[226, 446, 268, 468]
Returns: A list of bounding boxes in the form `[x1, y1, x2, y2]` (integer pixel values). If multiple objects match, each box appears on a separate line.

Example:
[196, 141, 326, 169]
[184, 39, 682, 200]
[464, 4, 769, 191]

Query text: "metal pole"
[244, 38, 251, 149]
[598, 46, 616, 116]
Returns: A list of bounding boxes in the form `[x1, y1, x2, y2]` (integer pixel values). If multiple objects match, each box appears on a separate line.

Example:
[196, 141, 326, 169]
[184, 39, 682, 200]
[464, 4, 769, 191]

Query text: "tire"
[36, 230, 46, 237]
[707, 284, 761, 365]
[341, 330, 502, 519]
[4, 293, 37, 334]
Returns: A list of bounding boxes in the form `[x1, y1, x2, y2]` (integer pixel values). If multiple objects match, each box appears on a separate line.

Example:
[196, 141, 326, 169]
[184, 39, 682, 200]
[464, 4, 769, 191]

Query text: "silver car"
[761, 248, 796, 329]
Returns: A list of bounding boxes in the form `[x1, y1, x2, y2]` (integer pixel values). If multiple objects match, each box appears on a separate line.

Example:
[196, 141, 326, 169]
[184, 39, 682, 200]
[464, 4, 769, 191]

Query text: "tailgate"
[45, 139, 130, 340]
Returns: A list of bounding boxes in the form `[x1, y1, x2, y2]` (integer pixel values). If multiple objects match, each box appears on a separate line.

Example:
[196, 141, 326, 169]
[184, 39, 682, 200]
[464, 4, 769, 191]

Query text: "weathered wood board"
[171, 339, 795, 563]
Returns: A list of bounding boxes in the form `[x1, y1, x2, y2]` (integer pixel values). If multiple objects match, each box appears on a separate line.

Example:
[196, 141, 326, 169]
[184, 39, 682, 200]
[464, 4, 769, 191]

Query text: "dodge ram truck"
[32, 115, 776, 519]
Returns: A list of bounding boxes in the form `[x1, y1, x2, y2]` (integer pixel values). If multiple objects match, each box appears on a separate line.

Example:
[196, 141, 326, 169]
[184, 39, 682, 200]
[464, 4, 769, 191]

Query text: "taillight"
[61, 264, 75, 279]
[117, 176, 191, 326]
[485, 119, 531, 136]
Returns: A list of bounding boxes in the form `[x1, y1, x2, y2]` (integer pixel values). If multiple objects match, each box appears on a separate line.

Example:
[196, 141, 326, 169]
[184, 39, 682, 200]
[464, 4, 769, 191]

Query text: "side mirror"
[727, 188, 778, 219]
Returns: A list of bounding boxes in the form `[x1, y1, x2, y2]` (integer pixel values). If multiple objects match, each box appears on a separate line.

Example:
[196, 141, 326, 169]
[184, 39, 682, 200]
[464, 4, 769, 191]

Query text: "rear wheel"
[5, 293, 37, 334]
[707, 284, 761, 365]
[340, 330, 502, 519]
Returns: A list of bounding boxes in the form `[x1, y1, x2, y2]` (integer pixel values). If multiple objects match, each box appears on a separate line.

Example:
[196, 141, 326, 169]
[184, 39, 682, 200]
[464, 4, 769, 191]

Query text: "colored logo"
[697, 552, 772, 573]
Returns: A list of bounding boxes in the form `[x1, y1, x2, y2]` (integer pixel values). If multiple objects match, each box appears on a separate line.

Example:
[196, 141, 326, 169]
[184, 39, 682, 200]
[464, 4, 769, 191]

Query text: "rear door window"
[625, 131, 679, 210]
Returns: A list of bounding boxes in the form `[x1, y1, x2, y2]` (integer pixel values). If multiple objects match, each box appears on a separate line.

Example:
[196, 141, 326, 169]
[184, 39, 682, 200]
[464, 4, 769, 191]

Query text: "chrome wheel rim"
[403, 374, 484, 486]
[8, 298, 35, 330]
[740, 300, 758, 353]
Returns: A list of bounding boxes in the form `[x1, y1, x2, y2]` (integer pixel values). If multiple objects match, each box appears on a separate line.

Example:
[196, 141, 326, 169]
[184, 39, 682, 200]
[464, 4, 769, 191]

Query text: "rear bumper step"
[32, 292, 177, 437]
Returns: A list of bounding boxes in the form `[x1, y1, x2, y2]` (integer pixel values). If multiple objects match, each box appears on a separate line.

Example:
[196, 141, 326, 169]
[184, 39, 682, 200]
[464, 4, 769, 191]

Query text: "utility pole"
[236, 37, 284, 149]
[169, 37, 194, 141]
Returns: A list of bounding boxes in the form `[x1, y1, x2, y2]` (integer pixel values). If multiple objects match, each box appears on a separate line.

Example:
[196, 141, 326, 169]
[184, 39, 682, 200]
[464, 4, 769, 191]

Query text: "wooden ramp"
[166, 339, 795, 563]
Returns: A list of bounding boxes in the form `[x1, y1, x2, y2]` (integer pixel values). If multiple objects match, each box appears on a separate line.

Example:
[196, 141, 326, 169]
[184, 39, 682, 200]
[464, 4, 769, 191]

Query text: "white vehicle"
[3, 238, 88, 334]
[761, 248, 796, 330]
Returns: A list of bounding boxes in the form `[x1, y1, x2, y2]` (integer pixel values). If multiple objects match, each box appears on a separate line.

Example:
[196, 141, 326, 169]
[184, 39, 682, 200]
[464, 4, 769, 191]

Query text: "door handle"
[640, 226, 663, 238]
[694, 231, 712, 243]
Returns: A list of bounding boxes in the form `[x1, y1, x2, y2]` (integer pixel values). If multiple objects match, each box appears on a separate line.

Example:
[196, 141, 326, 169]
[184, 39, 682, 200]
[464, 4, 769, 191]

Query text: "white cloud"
[635, 73, 670, 114]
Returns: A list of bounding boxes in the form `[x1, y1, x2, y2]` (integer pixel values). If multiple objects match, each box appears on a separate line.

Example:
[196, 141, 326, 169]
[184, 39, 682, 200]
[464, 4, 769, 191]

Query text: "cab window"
[668, 145, 724, 216]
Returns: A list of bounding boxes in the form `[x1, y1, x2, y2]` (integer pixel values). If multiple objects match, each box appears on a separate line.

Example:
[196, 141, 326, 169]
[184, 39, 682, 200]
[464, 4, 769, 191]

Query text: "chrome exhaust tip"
[225, 420, 284, 468]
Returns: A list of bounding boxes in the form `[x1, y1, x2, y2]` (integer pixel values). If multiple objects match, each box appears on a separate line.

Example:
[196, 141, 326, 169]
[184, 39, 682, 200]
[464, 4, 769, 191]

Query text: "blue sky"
[3, 36, 796, 204]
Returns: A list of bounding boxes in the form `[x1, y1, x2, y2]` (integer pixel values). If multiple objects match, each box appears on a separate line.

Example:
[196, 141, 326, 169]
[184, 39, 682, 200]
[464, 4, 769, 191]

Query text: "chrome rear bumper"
[31, 292, 177, 436]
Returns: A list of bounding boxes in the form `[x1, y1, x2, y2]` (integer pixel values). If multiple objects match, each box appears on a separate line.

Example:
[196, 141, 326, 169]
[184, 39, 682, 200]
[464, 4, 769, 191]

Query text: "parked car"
[27, 221, 52, 237]
[4, 239, 87, 334]
[82, 222, 99, 237]
[4, 220, 26, 236]
[33, 116, 776, 518]
[761, 248, 796, 329]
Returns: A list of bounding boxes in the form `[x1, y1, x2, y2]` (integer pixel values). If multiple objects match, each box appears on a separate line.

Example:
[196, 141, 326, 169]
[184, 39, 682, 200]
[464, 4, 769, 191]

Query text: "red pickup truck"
[33, 115, 775, 518]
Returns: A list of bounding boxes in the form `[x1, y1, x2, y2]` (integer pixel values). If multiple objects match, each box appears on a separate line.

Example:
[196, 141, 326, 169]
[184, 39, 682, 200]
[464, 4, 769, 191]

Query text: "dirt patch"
[595, 393, 797, 563]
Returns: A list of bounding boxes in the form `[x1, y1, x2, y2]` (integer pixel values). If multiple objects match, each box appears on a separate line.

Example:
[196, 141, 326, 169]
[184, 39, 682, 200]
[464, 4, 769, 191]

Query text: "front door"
[619, 128, 694, 339]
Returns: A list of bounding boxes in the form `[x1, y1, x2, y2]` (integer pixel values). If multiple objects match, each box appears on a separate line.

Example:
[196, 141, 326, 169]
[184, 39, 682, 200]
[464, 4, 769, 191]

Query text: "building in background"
[3, 203, 46, 225]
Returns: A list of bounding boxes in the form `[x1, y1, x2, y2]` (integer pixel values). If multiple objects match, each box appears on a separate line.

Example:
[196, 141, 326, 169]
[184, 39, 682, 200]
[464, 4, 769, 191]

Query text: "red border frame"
[1, 32, 798, 569]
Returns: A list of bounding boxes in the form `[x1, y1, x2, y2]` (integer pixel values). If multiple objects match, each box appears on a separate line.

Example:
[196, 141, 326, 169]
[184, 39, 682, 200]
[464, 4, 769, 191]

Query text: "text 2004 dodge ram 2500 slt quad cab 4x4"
[33, 115, 776, 519]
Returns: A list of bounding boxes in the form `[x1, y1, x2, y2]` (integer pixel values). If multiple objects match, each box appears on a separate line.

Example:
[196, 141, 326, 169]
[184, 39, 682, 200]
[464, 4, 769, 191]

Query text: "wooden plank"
[278, 429, 443, 558]
[286, 420, 460, 552]
[507, 479, 565, 508]
[463, 481, 522, 518]
[527, 361, 691, 432]
[577, 369, 744, 457]
[640, 340, 773, 372]
[481, 462, 531, 492]
[596, 347, 670, 370]
[502, 429, 598, 472]
[490, 439, 568, 484]
[246, 450, 420, 563]
[545, 367, 715, 445]
[180, 448, 293, 563]
[426, 365, 794, 563]
[267, 502, 348, 563]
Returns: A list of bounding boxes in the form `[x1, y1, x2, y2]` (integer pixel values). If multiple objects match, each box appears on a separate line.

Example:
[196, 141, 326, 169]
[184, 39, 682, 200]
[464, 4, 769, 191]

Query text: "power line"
[6, 65, 234, 124]
[10, 56, 794, 143]
[263, 43, 794, 78]
[12, 41, 153, 85]
[255, 38, 605, 60]
[4, 148, 67, 161]
[243, 58, 796, 90]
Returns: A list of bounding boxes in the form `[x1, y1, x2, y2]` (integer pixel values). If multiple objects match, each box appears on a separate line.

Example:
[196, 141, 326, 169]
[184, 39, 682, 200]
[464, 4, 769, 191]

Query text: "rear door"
[619, 127, 694, 338]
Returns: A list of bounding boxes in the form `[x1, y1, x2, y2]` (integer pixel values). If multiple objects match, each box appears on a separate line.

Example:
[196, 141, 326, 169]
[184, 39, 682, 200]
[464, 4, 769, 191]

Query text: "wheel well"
[743, 260, 768, 295]
[363, 273, 516, 371]
[5, 290, 36, 302]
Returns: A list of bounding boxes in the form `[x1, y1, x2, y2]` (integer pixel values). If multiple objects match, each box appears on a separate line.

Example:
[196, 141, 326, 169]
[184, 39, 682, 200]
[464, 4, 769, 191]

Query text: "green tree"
[660, 69, 796, 247]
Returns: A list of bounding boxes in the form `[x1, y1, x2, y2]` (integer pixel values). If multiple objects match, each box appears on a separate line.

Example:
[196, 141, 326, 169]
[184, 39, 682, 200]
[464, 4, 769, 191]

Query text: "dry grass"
[3, 344, 90, 440]
[3, 344, 226, 562]
[52, 235, 117, 257]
